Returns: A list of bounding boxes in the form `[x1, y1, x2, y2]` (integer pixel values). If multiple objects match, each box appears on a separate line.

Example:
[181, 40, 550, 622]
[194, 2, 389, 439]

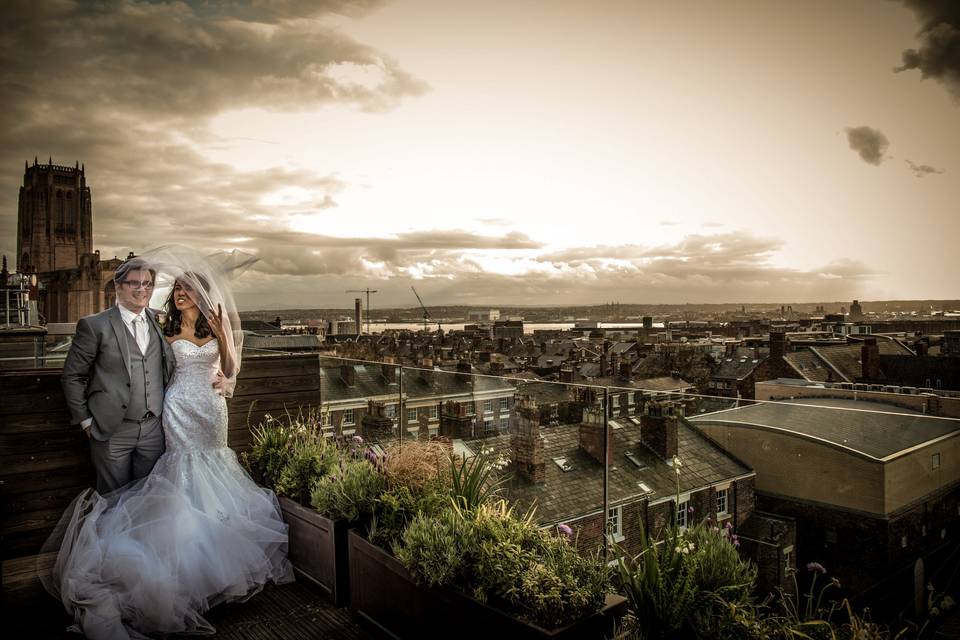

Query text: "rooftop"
[689, 398, 960, 461]
[462, 418, 751, 525]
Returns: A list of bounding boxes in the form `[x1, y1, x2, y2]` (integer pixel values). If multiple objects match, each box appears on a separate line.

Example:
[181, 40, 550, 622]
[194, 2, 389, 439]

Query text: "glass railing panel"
[315, 355, 402, 450]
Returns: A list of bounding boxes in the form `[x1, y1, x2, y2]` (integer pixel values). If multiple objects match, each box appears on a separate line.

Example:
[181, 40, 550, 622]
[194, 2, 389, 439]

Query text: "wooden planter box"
[278, 496, 351, 607]
[348, 530, 627, 640]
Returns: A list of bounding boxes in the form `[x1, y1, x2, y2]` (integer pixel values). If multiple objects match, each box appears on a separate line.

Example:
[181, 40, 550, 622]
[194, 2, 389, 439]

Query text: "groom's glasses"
[123, 280, 155, 290]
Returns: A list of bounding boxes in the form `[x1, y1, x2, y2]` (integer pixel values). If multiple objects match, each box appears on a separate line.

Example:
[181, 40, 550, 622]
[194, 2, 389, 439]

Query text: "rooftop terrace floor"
[4, 553, 373, 640]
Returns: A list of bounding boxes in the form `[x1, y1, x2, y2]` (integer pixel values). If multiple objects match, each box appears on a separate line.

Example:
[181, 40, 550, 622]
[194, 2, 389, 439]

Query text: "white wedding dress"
[44, 339, 294, 639]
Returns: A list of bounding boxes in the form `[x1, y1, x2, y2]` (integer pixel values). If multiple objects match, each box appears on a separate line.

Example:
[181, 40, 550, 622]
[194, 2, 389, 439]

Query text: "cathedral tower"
[17, 157, 93, 274]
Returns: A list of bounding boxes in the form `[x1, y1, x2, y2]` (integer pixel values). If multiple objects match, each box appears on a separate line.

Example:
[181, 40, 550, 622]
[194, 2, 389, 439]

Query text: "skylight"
[552, 457, 573, 472]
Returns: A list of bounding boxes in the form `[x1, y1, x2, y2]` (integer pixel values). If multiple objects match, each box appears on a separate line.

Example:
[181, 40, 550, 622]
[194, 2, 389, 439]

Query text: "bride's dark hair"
[163, 276, 212, 339]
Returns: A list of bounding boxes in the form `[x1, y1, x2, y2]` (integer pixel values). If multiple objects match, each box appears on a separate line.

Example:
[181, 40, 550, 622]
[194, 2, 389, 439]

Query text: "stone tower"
[13, 158, 118, 323]
[17, 158, 93, 274]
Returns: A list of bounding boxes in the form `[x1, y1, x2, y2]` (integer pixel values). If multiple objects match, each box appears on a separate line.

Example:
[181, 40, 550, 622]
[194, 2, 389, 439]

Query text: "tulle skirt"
[41, 447, 294, 640]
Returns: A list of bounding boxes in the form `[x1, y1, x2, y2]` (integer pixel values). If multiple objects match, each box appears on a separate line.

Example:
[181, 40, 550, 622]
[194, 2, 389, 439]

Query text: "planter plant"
[347, 448, 626, 639]
[243, 409, 363, 607]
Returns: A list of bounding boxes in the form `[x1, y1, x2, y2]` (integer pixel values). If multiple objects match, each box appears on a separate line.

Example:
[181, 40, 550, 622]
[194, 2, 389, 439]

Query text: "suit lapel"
[108, 305, 133, 380]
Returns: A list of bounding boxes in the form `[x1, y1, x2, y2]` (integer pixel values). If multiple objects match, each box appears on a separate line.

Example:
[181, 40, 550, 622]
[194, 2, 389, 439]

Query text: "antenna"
[345, 288, 378, 334]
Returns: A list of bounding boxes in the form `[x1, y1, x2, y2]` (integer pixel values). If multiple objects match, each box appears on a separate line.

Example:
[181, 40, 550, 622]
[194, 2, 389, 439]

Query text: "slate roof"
[713, 348, 766, 381]
[319, 363, 516, 404]
[462, 420, 752, 525]
[783, 341, 914, 383]
[634, 376, 697, 392]
[689, 398, 960, 461]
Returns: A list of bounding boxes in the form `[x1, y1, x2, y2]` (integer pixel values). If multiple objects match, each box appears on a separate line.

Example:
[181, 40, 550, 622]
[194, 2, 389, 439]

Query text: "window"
[342, 409, 354, 425]
[466, 402, 476, 415]
[932, 452, 941, 470]
[384, 404, 396, 418]
[483, 399, 493, 413]
[408, 409, 418, 423]
[612, 395, 620, 408]
[499, 397, 511, 411]
[607, 506, 624, 542]
[429, 405, 438, 420]
[483, 418, 494, 433]
[677, 500, 689, 530]
[716, 488, 728, 515]
[552, 457, 573, 472]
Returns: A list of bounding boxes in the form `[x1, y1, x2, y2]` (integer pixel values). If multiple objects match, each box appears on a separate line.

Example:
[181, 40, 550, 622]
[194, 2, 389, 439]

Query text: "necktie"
[132, 316, 148, 354]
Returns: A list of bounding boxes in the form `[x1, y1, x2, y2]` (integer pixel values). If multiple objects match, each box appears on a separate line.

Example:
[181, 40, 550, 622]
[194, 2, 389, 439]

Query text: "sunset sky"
[2, 0, 958, 310]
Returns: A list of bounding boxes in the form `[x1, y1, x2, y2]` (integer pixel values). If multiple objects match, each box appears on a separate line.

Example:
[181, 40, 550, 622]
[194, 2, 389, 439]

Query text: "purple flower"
[557, 523, 574, 540]
[352, 435, 364, 444]
[725, 521, 733, 529]
[687, 506, 694, 514]
[806, 562, 827, 575]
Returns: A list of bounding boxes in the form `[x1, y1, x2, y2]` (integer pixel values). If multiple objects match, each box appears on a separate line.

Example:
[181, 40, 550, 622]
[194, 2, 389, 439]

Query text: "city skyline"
[2, 0, 958, 310]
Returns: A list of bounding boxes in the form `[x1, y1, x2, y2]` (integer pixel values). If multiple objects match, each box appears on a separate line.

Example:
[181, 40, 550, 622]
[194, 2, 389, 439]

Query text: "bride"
[42, 245, 294, 639]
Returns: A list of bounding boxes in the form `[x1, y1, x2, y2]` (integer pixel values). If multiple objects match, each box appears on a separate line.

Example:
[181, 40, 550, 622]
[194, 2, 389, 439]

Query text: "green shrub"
[244, 413, 295, 489]
[369, 477, 450, 550]
[310, 457, 384, 522]
[398, 500, 609, 629]
[274, 434, 337, 504]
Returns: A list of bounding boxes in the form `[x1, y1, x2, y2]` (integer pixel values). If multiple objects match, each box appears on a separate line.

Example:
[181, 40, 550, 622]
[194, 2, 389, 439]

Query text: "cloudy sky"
[2, 0, 958, 310]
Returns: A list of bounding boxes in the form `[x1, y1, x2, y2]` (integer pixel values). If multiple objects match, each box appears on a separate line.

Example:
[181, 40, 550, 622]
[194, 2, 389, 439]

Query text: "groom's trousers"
[89, 414, 165, 494]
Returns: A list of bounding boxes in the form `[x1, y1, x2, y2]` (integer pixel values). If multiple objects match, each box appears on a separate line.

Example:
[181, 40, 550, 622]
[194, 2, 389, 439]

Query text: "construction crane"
[345, 288, 378, 334]
[411, 286, 440, 332]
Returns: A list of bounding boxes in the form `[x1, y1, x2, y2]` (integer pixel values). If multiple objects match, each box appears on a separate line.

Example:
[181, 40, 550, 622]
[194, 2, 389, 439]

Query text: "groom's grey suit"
[62, 305, 176, 493]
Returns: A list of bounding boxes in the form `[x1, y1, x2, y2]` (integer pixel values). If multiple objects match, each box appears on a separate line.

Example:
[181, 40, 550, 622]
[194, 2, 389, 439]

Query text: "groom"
[62, 257, 176, 494]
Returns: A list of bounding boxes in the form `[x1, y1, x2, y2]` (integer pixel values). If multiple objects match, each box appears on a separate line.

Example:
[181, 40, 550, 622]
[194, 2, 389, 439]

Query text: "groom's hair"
[114, 257, 156, 286]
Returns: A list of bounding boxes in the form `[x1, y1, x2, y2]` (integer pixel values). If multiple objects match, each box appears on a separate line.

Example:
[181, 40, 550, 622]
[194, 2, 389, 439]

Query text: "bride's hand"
[208, 303, 226, 340]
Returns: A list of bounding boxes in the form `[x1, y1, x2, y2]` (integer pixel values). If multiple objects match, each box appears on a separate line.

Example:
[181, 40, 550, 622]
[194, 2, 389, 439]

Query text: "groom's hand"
[83, 425, 92, 439]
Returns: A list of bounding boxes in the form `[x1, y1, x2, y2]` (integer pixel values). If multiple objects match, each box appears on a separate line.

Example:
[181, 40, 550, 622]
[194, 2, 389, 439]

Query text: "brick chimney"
[861, 337, 880, 381]
[511, 395, 545, 484]
[914, 340, 928, 356]
[340, 363, 356, 387]
[361, 399, 394, 441]
[559, 364, 575, 384]
[618, 356, 631, 381]
[354, 298, 362, 336]
[489, 360, 505, 376]
[578, 406, 613, 464]
[440, 400, 473, 439]
[641, 400, 681, 460]
[769, 330, 787, 378]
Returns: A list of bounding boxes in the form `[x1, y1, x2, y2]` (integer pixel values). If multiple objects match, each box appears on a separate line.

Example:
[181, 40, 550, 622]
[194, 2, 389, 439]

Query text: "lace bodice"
[171, 338, 220, 376]
[164, 338, 228, 452]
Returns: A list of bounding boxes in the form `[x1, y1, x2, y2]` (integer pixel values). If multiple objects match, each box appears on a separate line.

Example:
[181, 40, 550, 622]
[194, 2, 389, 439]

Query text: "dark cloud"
[0, 0, 427, 267]
[905, 159, 945, 177]
[895, 0, 960, 98]
[844, 126, 890, 165]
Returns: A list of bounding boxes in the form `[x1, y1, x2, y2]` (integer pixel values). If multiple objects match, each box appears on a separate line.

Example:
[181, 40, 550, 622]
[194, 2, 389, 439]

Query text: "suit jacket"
[61, 305, 176, 439]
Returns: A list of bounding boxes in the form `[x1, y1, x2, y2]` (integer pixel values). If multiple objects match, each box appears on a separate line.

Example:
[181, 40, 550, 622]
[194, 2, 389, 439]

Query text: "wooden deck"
[3, 553, 375, 639]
